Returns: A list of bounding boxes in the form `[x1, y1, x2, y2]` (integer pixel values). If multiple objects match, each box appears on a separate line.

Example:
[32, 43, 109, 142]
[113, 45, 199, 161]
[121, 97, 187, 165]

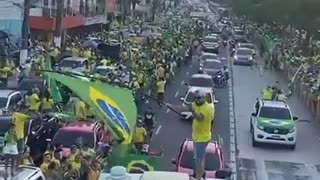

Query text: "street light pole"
[20, 0, 31, 65]
[54, 0, 64, 48]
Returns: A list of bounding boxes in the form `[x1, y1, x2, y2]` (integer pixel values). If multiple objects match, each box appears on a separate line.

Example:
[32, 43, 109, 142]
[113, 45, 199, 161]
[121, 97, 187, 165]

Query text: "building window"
[43, 0, 50, 17]
[51, 0, 57, 16]
[67, 0, 72, 16]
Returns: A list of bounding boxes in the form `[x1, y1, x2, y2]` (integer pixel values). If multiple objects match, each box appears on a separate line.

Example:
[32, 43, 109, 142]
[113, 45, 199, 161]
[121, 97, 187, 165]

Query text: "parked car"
[0, 116, 13, 151]
[186, 74, 214, 90]
[0, 90, 23, 115]
[171, 139, 227, 178]
[199, 52, 219, 65]
[203, 35, 220, 54]
[180, 87, 217, 121]
[26, 113, 70, 165]
[200, 59, 223, 77]
[51, 119, 110, 157]
[57, 56, 90, 73]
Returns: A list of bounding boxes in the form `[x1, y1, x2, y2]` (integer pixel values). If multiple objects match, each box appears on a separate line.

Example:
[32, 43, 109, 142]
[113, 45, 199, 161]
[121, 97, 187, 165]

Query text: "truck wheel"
[289, 144, 296, 150]
[252, 132, 258, 147]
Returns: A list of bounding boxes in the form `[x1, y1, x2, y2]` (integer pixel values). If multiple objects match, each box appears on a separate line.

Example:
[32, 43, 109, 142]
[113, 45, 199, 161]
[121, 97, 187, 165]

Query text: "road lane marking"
[166, 109, 170, 113]
[186, 71, 189, 75]
[155, 125, 162, 135]
[174, 91, 179, 98]
[180, 80, 185, 85]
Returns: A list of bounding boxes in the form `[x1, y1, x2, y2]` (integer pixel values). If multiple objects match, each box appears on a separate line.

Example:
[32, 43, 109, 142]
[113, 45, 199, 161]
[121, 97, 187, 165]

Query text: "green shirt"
[4, 132, 17, 145]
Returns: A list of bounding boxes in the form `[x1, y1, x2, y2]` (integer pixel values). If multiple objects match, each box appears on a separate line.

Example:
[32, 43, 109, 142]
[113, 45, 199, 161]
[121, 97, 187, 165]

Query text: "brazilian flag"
[106, 144, 165, 172]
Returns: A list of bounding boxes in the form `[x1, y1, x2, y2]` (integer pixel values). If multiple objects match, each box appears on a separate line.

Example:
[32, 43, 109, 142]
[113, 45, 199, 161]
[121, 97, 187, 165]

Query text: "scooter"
[214, 71, 227, 88]
[223, 40, 228, 47]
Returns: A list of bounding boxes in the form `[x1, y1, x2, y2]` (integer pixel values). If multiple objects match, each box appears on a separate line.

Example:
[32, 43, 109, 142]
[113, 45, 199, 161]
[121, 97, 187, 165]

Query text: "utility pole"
[121, 0, 125, 24]
[54, 0, 64, 48]
[20, 0, 31, 65]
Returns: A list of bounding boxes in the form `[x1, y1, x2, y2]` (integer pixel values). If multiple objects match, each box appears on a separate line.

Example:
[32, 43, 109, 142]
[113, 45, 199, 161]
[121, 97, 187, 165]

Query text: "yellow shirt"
[157, 67, 165, 78]
[156, 80, 166, 93]
[133, 127, 147, 143]
[262, 89, 273, 100]
[137, 73, 145, 84]
[100, 59, 108, 66]
[71, 48, 79, 56]
[88, 168, 99, 180]
[23, 158, 33, 166]
[81, 148, 94, 157]
[67, 153, 76, 163]
[191, 102, 213, 142]
[74, 100, 87, 118]
[83, 50, 92, 59]
[12, 112, 30, 139]
[40, 162, 50, 173]
[0, 66, 10, 78]
[52, 158, 61, 169]
[42, 98, 54, 110]
[69, 161, 81, 171]
[29, 93, 40, 111]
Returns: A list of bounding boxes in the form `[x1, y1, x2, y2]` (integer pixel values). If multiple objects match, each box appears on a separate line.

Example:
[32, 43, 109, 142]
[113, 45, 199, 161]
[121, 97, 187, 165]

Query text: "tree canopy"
[231, 0, 320, 32]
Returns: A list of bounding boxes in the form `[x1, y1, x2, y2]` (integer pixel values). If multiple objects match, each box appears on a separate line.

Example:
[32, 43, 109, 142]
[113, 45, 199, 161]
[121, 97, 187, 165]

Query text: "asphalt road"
[232, 61, 320, 179]
[145, 46, 231, 170]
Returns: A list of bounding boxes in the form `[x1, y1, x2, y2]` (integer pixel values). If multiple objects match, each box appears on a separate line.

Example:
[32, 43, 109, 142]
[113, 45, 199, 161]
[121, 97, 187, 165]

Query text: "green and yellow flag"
[42, 71, 137, 143]
[43, 57, 63, 102]
[107, 144, 164, 172]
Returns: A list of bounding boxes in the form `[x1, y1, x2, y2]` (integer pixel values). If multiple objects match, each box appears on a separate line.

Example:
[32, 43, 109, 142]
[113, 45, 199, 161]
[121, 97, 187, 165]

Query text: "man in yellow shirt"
[12, 107, 30, 158]
[156, 64, 165, 80]
[133, 122, 147, 152]
[40, 153, 52, 173]
[74, 98, 87, 119]
[167, 89, 213, 180]
[261, 86, 273, 100]
[156, 78, 166, 105]
[29, 88, 41, 112]
[83, 48, 92, 60]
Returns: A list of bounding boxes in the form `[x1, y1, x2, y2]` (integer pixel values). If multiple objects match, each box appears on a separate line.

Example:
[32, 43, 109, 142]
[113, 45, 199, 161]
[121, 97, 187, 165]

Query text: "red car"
[171, 139, 226, 178]
[52, 119, 110, 157]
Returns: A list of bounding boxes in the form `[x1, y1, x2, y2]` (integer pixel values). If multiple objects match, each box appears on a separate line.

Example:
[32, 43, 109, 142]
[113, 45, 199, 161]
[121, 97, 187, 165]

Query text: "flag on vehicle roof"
[107, 144, 164, 172]
[42, 71, 137, 144]
[42, 56, 63, 102]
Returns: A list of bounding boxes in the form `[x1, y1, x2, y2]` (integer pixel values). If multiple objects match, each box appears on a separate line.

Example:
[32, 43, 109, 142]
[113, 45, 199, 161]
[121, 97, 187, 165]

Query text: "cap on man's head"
[195, 89, 206, 98]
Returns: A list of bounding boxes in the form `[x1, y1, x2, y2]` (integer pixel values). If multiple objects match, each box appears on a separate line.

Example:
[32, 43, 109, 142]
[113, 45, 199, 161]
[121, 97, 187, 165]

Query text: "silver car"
[200, 59, 223, 76]
[234, 48, 254, 66]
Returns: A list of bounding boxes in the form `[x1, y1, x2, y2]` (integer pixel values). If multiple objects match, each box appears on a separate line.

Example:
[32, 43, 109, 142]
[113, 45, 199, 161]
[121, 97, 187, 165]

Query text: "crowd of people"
[0, 3, 207, 179]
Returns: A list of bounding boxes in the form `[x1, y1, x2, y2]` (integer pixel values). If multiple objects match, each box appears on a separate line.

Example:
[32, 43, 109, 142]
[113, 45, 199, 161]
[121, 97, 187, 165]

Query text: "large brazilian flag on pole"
[42, 71, 137, 143]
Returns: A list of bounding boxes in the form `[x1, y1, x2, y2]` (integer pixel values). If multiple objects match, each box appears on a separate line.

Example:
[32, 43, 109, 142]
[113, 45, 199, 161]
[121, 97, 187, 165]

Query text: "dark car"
[16, 78, 46, 95]
[0, 116, 13, 151]
[26, 113, 69, 165]
[203, 35, 220, 54]
[200, 59, 223, 77]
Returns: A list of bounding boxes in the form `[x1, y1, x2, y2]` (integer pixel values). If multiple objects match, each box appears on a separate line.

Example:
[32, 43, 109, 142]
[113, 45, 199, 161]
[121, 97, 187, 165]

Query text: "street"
[233, 65, 320, 179]
[148, 45, 231, 170]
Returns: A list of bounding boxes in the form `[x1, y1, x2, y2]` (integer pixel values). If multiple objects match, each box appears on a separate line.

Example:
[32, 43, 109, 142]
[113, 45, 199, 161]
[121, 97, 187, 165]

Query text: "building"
[0, 0, 23, 38]
[29, 0, 110, 43]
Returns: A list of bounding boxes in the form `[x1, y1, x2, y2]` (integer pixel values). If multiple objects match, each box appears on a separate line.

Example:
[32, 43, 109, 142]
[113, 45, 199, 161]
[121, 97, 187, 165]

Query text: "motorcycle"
[138, 112, 156, 140]
[223, 39, 228, 47]
[214, 71, 227, 88]
[230, 48, 236, 57]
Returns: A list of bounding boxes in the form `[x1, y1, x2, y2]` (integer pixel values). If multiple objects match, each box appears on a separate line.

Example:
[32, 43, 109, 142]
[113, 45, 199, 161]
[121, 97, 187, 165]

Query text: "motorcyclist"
[276, 89, 287, 102]
[221, 66, 229, 80]
[140, 144, 163, 156]
[143, 107, 156, 141]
